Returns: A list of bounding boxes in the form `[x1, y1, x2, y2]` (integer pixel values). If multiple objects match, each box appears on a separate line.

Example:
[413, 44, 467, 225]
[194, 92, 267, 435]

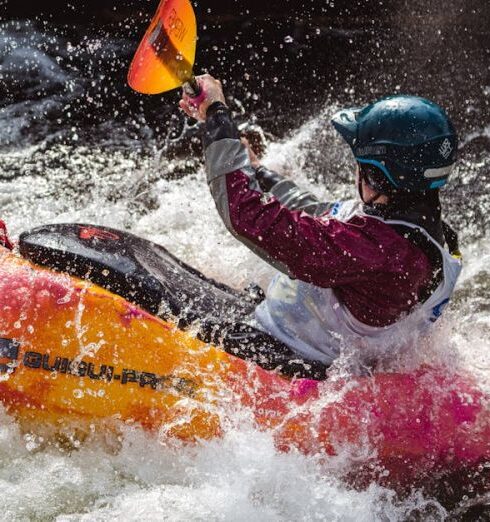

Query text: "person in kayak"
[182, 75, 461, 376]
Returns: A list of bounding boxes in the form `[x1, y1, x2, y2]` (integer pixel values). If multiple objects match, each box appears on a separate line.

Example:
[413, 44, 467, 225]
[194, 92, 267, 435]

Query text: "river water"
[1, 3, 489, 520]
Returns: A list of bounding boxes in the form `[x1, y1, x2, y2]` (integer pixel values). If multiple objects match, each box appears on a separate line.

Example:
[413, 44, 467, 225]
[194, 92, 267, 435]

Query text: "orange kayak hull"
[1, 247, 489, 489]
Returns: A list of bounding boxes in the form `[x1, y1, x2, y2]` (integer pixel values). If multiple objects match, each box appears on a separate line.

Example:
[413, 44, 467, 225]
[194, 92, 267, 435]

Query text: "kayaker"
[182, 75, 462, 375]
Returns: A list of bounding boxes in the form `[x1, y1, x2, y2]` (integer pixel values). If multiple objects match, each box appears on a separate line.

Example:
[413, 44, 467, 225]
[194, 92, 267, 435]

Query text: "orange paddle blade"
[128, 0, 197, 94]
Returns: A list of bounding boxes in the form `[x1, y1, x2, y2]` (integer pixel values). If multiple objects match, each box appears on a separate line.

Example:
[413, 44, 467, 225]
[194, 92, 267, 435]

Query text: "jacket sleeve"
[204, 102, 331, 217]
[203, 103, 385, 287]
[254, 166, 332, 217]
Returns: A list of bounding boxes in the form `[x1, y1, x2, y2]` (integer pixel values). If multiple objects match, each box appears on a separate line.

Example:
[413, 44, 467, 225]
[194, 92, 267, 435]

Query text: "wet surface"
[1, 1, 489, 236]
[1, 1, 490, 519]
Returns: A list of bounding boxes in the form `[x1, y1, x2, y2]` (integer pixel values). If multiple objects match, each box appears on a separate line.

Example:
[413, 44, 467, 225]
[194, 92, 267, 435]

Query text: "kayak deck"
[1, 246, 489, 491]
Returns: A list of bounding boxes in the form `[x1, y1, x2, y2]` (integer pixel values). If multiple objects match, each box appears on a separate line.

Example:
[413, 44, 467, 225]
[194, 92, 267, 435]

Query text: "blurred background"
[2, 0, 489, 135]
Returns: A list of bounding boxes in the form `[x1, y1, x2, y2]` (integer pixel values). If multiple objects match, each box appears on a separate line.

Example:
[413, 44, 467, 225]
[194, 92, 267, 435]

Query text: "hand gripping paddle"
[127, 0, 203, 100]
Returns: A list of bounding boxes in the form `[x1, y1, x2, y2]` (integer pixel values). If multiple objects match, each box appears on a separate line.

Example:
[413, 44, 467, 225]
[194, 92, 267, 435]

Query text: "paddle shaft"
[183, 75, 201, 97]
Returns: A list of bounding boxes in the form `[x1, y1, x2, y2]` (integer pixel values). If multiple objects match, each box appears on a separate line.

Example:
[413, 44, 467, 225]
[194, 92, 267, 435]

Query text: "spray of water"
[1, 18, 489, 521]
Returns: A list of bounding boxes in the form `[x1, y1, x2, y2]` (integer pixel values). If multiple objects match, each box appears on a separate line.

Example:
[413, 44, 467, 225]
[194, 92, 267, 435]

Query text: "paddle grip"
[184, 76, 201, 95]
[183, 76, 207, 109]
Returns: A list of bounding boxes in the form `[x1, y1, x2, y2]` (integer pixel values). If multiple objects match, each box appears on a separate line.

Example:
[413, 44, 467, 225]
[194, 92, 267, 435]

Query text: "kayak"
[0, 224, 489, 493]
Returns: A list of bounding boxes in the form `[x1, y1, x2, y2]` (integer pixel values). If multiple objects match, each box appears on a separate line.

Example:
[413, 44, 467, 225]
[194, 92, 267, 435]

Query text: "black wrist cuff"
[203, 102, 240, 147]
[206, 101, 229, 118]
[255, 166, 285, 192]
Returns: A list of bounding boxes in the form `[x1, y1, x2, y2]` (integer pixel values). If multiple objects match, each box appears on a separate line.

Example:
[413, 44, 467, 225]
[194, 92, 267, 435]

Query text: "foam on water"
[0, 109, 489, 520]
[0, 408, 449, 521]
[1, 20, 490, 518]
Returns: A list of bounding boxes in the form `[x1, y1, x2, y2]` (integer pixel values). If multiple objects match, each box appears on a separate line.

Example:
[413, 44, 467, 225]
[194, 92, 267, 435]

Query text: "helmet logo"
[356, 145, 387, 156]
[439, 138, 453, 159]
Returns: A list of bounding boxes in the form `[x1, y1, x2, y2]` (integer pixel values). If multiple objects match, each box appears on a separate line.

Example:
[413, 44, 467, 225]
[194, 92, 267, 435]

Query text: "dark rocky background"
[2, 0, 489, 135]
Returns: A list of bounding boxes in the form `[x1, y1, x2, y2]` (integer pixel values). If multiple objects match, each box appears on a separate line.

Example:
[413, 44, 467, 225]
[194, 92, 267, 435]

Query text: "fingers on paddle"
[179, 98, 199, 119]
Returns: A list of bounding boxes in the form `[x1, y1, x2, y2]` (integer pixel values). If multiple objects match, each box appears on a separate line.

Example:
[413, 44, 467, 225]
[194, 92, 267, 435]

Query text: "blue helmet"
[331, 95, 457, 192]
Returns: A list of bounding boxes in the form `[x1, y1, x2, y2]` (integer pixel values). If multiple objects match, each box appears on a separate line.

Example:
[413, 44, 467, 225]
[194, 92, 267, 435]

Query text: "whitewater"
[1, 14, 490, 521]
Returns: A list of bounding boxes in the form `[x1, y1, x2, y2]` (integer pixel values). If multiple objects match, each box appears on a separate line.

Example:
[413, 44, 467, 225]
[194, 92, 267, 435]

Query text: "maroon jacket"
[203, 103, 435, 327]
